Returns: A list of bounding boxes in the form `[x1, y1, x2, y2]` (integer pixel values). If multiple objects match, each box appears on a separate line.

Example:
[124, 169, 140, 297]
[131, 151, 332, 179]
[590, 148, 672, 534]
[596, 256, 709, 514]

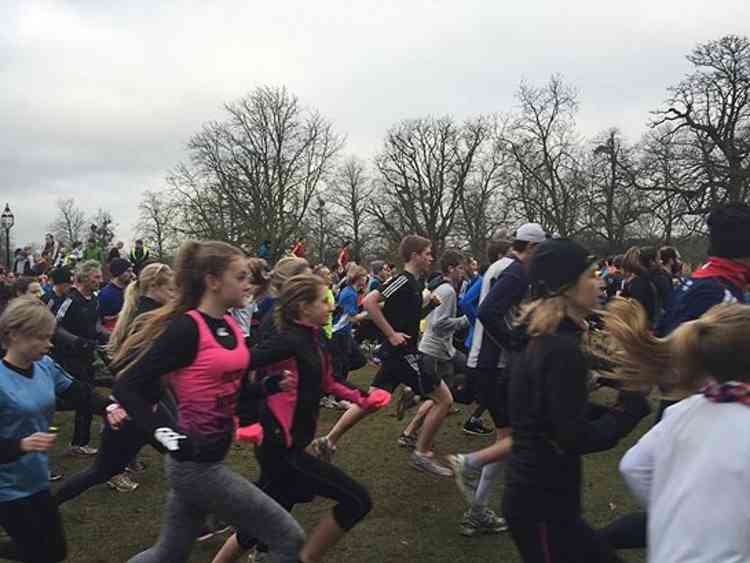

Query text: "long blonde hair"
[111, 240, 244, 374]
[519, 295, 592, 337]
[106, 263, 173, 356]
[603, 298, 750, 388]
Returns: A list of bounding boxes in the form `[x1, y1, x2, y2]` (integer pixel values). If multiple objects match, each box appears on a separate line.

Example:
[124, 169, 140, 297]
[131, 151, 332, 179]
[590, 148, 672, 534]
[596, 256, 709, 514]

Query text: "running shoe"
[70, 445, 99, 456]
[446, 454, 481, 504]
[410, 452, 453, 477]
[396, 387, 416, 420]
[49, 469, 64, 482]
[126, 459, 147, 473]
[336, 399, 353, 410]
[397, 432, 417, 449]
[197, 517, 233, 542]
[310, 436, 336, 464]
[462, 418, 494, 437]
[107, 473, 139, 493]
[459, 507, 508, 537]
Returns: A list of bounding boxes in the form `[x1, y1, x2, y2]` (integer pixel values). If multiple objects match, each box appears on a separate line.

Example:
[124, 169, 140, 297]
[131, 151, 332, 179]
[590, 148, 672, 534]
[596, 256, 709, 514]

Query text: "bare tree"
[455, 116, 514, 259]
[505, 75, 587, 238]
[370, 116, 489, 256]
[89, 209, 116, 249]
[48, 198, 86, 247]
[170, 86, 342, 255]
[585, 129, 646, 253]
[327, 156, 375, 263]
[652, 35, 750, 208]
[136, 190, 177, 259]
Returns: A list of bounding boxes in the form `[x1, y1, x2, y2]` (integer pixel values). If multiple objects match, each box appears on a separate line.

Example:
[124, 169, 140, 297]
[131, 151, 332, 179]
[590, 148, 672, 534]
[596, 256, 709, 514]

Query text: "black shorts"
[478, 367, 509, 429]
[370, 351, 440, 396]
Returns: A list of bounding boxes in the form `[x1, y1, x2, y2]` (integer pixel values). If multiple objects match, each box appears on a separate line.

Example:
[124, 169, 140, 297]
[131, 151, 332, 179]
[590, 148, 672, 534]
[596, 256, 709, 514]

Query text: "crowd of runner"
[1, 203, 750, 562]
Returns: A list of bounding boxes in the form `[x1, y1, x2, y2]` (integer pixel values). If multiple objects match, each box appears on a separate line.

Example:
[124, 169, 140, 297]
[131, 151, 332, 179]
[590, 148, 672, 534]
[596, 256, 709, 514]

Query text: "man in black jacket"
[448, 223, 546, 537]
[52, 260, 107, 456]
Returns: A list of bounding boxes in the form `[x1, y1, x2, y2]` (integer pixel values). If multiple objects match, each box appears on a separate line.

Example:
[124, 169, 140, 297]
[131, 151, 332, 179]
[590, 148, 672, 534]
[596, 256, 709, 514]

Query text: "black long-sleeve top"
[112, 311, 285, 461]
[253, 322, 368, 449]
[505, 318, 649, 518]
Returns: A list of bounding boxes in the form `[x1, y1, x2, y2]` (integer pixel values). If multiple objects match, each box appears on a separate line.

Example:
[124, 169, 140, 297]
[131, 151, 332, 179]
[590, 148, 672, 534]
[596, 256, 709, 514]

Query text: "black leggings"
[55, 421, 158, 505]
[505, 512, 621, 563]
[236, 443, 372, 549]
[0, 489, 66, 563]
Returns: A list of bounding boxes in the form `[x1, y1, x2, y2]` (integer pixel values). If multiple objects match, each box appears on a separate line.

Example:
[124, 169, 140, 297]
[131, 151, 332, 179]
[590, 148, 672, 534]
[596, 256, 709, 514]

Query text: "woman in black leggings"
[214, 274, 386, 563]
[55, 264, 175, 504]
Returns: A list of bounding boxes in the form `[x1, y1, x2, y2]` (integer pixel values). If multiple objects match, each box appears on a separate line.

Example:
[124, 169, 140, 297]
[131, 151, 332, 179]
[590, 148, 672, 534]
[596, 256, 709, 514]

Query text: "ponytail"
[273, 274, 325, 331]
[112, 241, 242, 374]
[106, 263, 174, 359]
[604, 298, 750, 388]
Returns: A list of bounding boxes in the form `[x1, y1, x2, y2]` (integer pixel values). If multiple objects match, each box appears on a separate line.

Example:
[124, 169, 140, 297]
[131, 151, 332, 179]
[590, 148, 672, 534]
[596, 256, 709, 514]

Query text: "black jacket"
[504, 318, 649, 518]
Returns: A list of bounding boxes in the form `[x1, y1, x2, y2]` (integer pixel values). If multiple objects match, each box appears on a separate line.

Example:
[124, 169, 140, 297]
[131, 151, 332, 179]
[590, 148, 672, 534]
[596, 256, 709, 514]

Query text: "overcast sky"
[2, 0, 748, 249]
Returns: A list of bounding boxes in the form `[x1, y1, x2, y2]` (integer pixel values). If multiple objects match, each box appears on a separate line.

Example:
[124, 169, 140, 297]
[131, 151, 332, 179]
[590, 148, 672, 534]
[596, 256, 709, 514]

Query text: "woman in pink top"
[113, 241, 304, 563]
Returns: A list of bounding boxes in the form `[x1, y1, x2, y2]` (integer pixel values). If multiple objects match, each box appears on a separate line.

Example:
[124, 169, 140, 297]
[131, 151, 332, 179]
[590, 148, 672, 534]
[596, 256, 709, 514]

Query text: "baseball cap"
[514, 223, 547, 244]
[528, 239, 597, 298]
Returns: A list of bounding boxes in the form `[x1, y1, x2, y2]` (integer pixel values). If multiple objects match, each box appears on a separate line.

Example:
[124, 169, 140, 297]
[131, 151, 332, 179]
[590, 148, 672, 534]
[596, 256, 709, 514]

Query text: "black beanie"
[707, 204, 750, 259]
[49, 267, 73, 285]
[528, 239, 596, 299]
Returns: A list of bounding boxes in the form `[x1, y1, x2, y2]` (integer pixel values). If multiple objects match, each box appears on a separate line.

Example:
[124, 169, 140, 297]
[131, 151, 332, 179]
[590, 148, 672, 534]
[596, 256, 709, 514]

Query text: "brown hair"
[604, 298, 750, 388]
[0, 296, 56, 347]
[273, 274, 326, 331]
[112, 240, 244, 374]
[622, 247, 647, 276]
[248, 258, 270, 287]
[347, 265, 368, 284]
[12, 276, 39, 298]
[487, 239, 511, 263]
[269, 257, 310, 298]
[440, 249, 465, 274]
[399, 235, 431, 263]
[106, 263, 174, 357]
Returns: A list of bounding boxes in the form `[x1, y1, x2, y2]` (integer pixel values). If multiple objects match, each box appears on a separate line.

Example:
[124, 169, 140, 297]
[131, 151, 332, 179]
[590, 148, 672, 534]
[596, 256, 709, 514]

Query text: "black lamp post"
[1, 204, 14, 271]
[315, 197, 326, 265]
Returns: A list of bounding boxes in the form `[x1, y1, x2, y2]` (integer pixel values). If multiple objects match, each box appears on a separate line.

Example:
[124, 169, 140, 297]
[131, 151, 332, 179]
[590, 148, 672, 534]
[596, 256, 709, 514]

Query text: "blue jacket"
[656, 276, 745, 337]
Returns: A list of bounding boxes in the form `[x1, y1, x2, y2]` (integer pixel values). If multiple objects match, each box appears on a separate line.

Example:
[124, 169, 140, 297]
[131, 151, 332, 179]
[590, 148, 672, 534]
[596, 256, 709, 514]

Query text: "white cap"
[515, 223, 547, 243]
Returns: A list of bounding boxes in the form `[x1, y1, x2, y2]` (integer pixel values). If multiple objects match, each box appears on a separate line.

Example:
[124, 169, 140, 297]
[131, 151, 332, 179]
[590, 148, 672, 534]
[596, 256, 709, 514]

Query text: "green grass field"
[49, 367, 647, 562]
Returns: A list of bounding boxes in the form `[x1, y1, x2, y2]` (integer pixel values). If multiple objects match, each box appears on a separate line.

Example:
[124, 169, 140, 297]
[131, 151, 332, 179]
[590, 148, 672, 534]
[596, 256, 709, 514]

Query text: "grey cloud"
[2, 0, 749, 246]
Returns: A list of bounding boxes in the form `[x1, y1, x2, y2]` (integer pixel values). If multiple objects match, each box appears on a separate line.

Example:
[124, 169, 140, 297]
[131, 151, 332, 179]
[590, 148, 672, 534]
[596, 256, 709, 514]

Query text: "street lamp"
[1, 204, 14, 270]
[315, 197, 326, 265]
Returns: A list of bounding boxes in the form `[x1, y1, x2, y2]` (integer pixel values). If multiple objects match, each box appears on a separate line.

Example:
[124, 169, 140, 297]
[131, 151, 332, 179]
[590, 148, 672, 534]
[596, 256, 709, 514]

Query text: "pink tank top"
[168, 310, 250, 439]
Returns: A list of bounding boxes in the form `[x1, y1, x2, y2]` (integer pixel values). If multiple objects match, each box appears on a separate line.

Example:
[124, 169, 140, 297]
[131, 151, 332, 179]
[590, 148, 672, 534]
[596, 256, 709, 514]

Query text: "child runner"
[310, 235, 439, 468]
[0, 296, 118, 562]
[398, 250, 467, 477]
[610, 300, 750, 563]
[502, 239, 650, 563]
[213, 274, 385, 563]
[112, 241, 304, 563]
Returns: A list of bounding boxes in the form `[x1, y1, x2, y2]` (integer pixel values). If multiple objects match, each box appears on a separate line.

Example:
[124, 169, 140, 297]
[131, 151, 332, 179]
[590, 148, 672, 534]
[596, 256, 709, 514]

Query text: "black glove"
[615, 390, 651, 421]
[261, 374, 283, 395]
[74, 338, 96, 354]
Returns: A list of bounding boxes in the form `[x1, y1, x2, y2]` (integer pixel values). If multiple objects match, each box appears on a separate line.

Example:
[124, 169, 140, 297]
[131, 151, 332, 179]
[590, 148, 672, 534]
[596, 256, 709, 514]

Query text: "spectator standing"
[129, 239, 151, 276]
